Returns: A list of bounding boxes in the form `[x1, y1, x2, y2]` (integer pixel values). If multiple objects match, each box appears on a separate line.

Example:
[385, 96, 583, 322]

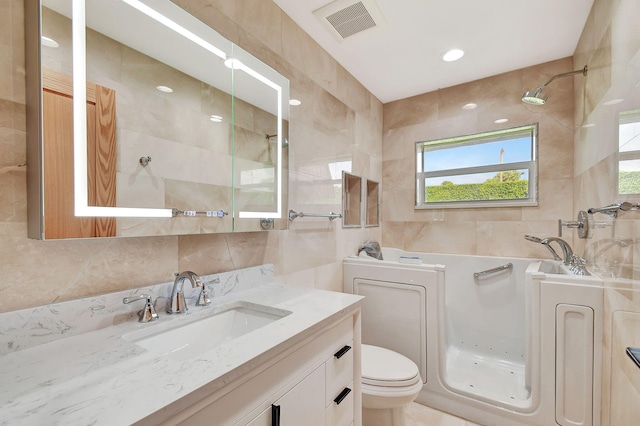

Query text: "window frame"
[616, 109, 640, 201]
[415, 123, 539, 209]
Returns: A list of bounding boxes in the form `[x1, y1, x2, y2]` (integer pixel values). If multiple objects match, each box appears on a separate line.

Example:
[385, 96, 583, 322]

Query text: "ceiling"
[272, 0, 595, 103]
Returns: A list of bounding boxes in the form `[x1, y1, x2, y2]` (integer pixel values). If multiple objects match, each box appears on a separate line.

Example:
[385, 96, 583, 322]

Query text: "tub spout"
[540, 237, 573, 266]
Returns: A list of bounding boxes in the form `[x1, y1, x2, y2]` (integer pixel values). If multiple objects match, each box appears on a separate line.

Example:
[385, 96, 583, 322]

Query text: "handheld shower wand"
[525, 234, 561, 261]
[587, 202, 636, 218]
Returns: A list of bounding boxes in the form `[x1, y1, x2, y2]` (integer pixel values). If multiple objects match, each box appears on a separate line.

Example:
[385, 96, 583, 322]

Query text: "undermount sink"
[122, 301, 291, 361]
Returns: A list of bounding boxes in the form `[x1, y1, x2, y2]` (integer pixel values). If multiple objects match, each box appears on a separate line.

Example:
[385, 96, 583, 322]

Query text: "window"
[617, 109, 640, 198]
[415, 124, 538, 209]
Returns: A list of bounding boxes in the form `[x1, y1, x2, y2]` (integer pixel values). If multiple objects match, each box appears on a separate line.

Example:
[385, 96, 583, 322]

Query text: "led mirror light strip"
[237, 60, 283, 219]
[121, 0, 227, 60]
[72, 0, 282, 219]
[72, 0, 175, 218]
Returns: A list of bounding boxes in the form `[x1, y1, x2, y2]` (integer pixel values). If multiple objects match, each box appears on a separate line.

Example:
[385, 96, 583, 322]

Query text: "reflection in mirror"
[617, 109, 640, 198]
[230, 44, 289, 232]
[342, 172, 362, 228]
[365, 179, 380, 227]
[26, 0, 288, 239]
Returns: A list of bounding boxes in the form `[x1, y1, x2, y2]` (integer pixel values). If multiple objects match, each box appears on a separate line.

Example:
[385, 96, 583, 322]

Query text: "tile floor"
[405, 403, 483, 426]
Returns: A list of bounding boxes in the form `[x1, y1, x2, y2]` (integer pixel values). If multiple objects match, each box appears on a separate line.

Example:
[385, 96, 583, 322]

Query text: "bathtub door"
[353, 279, 427, 383]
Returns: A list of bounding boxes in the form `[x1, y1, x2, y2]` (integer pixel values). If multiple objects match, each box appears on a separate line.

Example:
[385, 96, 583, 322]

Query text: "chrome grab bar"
[474, 262, 513, 279]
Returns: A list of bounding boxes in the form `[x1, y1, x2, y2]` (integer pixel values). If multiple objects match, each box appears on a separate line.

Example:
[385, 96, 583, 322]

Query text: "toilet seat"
[361, 344, 421, 388]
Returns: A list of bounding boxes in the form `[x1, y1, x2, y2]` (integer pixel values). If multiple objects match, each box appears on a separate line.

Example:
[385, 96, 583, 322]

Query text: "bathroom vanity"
[0, 266, 363, 425]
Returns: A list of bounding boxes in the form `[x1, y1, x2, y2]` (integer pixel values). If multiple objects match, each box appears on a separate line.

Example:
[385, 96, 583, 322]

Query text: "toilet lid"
[361, 344, 420, 385]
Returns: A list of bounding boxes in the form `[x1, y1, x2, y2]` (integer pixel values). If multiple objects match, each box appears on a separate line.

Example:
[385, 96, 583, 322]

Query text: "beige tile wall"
[3, 0, 639, 421]
[381, 58, 576, 259]
[0, 0, 382, 313]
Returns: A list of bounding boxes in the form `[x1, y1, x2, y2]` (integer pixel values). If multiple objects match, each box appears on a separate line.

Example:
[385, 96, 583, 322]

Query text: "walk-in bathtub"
[344, 247, 603, 426]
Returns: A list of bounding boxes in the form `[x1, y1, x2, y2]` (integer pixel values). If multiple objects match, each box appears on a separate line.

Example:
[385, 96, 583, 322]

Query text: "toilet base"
[362, 406, 408, 426]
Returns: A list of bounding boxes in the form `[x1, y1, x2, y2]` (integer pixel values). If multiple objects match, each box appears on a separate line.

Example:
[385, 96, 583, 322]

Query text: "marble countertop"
[0, 269, 362, 425]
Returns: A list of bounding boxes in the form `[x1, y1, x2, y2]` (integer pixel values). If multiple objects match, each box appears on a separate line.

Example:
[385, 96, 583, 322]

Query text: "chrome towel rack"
[474, 262, 513, 279]
[289, 210, 342, 221]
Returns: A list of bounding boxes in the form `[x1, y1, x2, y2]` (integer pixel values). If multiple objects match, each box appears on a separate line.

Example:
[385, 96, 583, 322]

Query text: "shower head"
[522, 90, 548, 105]
[522, 65, 588, 105]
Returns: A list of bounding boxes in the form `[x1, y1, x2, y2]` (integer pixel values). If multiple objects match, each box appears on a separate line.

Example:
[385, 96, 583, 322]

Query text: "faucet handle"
[196, 286, 211, 306]
[569, 254, 590, 276]
[123, 294, 159, 323]
[196, 276, 219, 306]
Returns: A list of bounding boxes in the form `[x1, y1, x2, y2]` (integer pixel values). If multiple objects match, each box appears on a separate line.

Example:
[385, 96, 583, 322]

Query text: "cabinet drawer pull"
[334, 345, 352, 359]
[271, 404, 280, 426]
[333, 387, 352, 405]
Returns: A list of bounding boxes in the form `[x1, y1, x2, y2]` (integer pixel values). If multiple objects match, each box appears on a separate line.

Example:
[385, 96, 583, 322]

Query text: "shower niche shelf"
[365, 179, 379, 227]
[342, 172, 362, 228]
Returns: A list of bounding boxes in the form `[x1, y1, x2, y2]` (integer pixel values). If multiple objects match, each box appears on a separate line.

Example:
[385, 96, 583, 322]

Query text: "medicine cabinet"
[25, 0, 289, 239]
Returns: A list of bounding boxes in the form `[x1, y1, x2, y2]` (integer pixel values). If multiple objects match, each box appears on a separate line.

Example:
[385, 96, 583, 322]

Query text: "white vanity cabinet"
[155, 313, 360, 426]
[246, 365, 325, 426]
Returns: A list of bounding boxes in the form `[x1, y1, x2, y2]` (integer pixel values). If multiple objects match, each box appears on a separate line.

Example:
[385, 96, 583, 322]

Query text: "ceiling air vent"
[313, 0, 386, 41]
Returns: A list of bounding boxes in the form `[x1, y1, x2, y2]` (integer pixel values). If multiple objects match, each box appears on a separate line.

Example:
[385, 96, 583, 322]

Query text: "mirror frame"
[26, 0, 287, 239]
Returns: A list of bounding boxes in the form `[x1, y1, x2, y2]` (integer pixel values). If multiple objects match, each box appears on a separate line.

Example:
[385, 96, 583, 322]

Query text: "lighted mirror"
[25, 0, 289, 239]
[365, 179, 379, 227]
[342, 172, 362, 228]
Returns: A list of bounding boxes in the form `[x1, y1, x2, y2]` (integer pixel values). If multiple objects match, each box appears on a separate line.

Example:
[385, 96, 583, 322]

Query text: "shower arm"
[530, 66, 588, 95]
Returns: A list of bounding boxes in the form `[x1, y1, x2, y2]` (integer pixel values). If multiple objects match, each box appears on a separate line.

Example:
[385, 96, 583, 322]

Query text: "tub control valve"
[559, 210, 589, 239]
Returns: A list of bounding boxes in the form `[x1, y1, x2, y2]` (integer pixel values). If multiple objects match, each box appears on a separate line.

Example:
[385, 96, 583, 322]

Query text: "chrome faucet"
[167, 271, 203, 314]
[525, 235, 561, 261]
[525, 234, 574, 265]
[540, 237, 574, 265]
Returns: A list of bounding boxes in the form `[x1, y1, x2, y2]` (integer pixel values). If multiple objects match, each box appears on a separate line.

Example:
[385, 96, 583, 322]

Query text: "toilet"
[361, 344, 423, 426]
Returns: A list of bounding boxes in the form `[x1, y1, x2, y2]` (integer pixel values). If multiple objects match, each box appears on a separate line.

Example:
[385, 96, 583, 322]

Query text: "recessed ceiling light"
[209, 115, 223, 122]
[494, 118, 509, 124]
[41, 36, 59, 48]
[156, 85, 173, 93]
[442, 49, 464, 62]
[582, 123, 596, 128]
[462, 103, 477, 110]
[289, 99, 301, 106]
[603, 98, 624, 106]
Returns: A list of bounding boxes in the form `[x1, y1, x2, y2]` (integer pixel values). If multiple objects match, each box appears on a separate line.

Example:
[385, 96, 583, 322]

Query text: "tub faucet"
[524, 235, 561, 261]
[525, 234, 574, 265]
[167, 271, 203, 314]
[541, 237, 573, 266]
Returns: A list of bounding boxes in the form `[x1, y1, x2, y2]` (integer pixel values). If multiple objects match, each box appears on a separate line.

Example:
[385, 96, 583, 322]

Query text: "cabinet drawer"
[326, 340, 354, 405]
[325, 382, 354, 426]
